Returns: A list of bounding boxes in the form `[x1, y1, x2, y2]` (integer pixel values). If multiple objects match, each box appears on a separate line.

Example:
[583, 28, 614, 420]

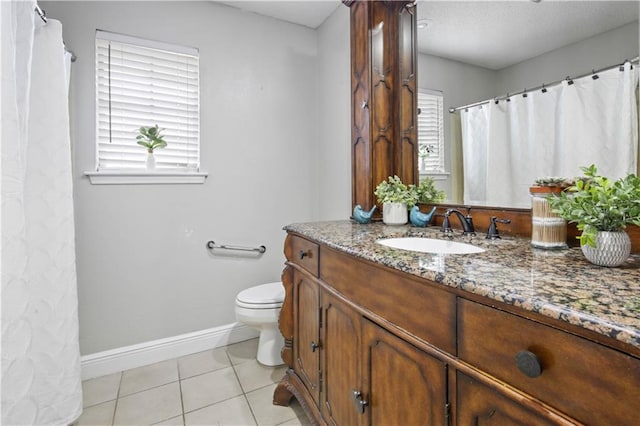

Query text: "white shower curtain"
[2, 1, 83, 424]
[461, 62, 639, 208]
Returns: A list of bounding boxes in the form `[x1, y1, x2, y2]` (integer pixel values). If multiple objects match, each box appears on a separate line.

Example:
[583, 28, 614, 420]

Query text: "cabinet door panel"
[363, 319, 446, 426]
[322, 292, 362, 426]
[456, 372, 557, 426]
[293, 269, 320, 404]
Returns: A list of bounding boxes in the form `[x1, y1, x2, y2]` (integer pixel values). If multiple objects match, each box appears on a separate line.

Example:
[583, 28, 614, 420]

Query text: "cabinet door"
[293, 269, 320, 404]
[362, 319, 447, 426]
[321, 291, 362, 426]
[456, 372, 557, 426]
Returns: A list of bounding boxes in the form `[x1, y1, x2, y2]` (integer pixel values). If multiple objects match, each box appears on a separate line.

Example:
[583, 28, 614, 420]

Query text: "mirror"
[416, 1, 639, 207]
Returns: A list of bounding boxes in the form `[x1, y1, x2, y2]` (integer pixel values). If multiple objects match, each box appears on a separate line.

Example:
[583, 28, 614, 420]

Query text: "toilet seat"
[236, 282, 284, 309]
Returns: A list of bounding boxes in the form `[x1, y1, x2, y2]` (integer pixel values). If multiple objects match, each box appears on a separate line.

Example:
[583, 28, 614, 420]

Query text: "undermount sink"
[377, 237, 485, 254]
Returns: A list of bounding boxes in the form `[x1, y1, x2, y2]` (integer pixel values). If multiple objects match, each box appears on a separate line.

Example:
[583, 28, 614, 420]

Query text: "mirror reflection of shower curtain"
[1, 1, 82, 424]
[461, 62, 639, 208]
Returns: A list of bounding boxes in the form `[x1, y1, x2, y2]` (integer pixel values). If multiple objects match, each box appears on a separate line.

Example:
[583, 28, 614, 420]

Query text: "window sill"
[85, 170, 208, 185]
[419, 171, 450, 181]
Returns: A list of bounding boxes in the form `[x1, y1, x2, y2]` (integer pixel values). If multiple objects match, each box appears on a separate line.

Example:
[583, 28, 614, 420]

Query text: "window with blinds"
[95, 31, 200, 171]
[417, 89, 445, 174]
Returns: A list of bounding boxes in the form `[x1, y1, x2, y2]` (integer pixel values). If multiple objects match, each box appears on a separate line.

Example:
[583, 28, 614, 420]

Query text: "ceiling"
[216, 1, 639, 70]
[217, 1, 341, 29]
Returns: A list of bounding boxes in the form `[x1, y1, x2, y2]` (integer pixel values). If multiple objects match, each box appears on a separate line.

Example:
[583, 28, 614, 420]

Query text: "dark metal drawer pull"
[299, 250, 309, 260]
[515, 350, 543, 378]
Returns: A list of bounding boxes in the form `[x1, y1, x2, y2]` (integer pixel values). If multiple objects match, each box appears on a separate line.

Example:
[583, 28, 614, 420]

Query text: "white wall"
[317, 6, 351, 220]
[496, 22, 639, 95]
[44, 1, 320, 355]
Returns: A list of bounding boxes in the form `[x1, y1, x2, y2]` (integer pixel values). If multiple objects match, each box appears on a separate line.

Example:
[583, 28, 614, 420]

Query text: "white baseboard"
[81, 322, 259, 380]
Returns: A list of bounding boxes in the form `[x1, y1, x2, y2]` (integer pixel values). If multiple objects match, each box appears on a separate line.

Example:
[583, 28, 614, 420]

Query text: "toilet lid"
[236, 282, 284, 306]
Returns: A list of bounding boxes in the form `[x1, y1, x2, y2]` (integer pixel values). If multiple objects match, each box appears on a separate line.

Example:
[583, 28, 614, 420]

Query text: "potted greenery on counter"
[374, 175, 445, 225]
[548, 164, 640, 267]
[375, 176, 417, 225]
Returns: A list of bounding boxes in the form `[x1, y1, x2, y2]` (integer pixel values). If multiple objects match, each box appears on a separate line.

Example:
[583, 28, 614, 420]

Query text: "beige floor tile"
[226, 339, 259, 365]
[77, 400, 116, 426]
[184, 395, 256, 426]
[178, 347, 231, 379]
[246, 384, 298, 426]
[113, 382, 182, 426]
[82, 372, 121, 407]
[152, 415, 184, 425]
[274, 400, 311, 426]
[119, 359, 179, 396]
[180, 367, 243, 413]
[234, 360, 286, 393]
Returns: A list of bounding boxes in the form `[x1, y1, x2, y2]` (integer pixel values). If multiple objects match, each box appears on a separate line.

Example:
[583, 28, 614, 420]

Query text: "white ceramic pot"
[146, 152, 156, 170]
[382, 202, 408, 225]
[581, 231, 631, 267]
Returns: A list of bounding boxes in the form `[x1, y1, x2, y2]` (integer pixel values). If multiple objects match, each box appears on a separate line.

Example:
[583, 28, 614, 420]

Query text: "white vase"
[382, 202, 408, 225]
[146, 152, 156, 170]
[581, 231, 631, 267]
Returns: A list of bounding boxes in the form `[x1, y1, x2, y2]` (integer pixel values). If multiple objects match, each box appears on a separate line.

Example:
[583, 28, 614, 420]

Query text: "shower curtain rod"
[34, 5, 77, 62]
[449, 56, 640, 113]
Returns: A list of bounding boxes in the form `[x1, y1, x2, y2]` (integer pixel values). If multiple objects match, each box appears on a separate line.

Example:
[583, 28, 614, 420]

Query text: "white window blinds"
[417, 90, 445, 174]
[95, 31, 200, 171]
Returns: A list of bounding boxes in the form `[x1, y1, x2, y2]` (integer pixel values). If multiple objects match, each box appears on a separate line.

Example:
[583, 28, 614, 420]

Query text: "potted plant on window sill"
[136, 124, 167, 170]
[548, 165, 640, 267]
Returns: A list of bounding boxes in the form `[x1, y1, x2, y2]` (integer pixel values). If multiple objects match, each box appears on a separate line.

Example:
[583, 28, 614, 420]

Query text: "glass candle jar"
[530, 186, 568, 249]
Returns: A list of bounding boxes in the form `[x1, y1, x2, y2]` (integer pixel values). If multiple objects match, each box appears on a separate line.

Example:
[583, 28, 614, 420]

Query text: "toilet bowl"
[235, 282, 285, 366]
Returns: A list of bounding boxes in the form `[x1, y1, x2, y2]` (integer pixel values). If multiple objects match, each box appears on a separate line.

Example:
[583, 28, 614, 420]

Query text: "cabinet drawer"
[286, 235, 319, 277]
[458, 299, 640, 425]
[320, 246, 456, 355]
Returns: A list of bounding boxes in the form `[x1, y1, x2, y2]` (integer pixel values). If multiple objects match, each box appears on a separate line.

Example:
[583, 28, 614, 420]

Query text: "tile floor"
[78, 339, 309, 426]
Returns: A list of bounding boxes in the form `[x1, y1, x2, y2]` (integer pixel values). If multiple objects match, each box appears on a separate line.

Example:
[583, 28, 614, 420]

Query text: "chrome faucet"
[442, 208, 475, 236]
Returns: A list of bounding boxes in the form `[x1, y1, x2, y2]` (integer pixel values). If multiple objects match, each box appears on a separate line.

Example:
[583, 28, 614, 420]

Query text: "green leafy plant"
[136, 125, 167, 153]
[548, 164, 640, 247]
[375, 176, 445, 208]
[415, 177, 445, 204]
[375, 176, 419, 208]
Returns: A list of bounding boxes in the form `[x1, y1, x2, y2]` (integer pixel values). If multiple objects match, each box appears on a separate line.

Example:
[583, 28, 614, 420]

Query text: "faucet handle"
[486, 217, 511, 240]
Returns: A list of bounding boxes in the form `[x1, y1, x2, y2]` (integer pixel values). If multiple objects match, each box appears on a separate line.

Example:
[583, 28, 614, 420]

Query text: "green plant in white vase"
[548, 164, 640, 266]
[375, 175, 418, 225]
[136, 124, 167, 170]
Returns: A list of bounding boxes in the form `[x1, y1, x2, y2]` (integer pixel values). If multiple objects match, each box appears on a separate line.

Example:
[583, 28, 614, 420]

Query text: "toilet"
[235, 282, 285, 366]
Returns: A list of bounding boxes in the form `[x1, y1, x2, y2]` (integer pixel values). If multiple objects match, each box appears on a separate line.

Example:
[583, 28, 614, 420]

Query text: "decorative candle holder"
[530, 185, 568, 249]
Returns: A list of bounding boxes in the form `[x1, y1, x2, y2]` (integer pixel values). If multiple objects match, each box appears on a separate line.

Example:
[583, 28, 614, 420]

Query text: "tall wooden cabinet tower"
[344, 0, 419, 214]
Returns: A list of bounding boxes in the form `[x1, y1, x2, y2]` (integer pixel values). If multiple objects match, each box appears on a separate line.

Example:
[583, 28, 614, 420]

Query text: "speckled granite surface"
[284, 220, 640, 350]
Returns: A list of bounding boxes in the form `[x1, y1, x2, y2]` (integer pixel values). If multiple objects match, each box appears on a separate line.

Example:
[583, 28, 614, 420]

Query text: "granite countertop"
[284, 220, 640, 350]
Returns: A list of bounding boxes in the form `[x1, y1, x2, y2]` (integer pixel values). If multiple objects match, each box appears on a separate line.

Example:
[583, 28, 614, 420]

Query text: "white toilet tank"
[235, 282, 284, 309]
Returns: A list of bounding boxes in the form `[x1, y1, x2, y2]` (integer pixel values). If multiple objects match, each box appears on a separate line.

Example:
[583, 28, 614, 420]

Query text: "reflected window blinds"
[418, 90, 445, 174]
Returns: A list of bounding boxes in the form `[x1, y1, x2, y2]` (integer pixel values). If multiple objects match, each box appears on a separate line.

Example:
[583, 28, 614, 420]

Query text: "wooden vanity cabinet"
[276, 235, 449, 425]
[321, 291, 362, 426]
[455, 372, 556, 426]
[276, 233, 640, 425]
[361, 318, 447, 426]
[292, 267, 321, 405]
[346, 0, 419, 214]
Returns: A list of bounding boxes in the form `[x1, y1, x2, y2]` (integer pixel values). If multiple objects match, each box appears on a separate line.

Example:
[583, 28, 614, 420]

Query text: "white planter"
[581, 231, 631, 267]
[146, 152, 156, 170]
[382, 202, 408, 225]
